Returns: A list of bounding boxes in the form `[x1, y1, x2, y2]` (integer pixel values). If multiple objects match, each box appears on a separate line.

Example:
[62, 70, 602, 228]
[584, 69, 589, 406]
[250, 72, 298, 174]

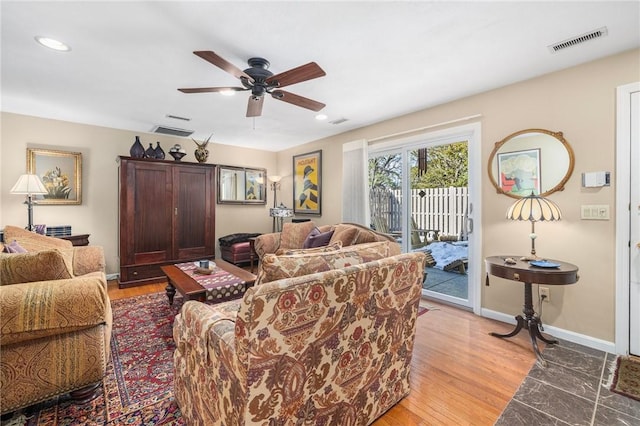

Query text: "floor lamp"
[268, 175, 282, 232]
[506, 192, 562, 259]
[10, 174, 49, 232]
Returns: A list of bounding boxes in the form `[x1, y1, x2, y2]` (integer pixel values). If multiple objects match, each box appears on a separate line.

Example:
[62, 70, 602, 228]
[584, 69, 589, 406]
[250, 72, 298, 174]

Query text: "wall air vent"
[548, 27, 608, 53]
[329, 118, 349, 125]
[151, 125, 194, 137]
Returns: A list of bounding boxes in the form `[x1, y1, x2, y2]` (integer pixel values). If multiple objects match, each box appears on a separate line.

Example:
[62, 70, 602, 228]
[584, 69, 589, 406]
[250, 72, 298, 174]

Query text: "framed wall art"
[497, 148, 541, 197]
[293, 150, 321, 215]
[27, 148, 82, 205]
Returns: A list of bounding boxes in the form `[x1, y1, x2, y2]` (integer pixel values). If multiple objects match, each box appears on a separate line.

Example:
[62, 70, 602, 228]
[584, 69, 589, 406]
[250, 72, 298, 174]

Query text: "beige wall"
[0, 114, 277, 273]
[276, 48, 640, 343]
[2, 48, 638, 343]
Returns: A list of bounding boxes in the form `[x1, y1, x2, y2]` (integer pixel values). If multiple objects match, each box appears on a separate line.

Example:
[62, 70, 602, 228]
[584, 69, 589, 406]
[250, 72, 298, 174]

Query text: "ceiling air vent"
[329, 118, 349, 125]
[151, 125, 194, 137]
[548, 27, 608, 53]
[165, 114, 191, 121]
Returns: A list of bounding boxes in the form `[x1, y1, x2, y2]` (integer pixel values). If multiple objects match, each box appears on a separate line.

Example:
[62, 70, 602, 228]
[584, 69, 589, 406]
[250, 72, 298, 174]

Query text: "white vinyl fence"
[370, 187, 469, 238]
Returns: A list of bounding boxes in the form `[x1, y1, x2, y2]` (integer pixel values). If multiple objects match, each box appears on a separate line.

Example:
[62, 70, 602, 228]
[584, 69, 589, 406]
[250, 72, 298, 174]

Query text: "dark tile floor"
[495, 340, 640, 425]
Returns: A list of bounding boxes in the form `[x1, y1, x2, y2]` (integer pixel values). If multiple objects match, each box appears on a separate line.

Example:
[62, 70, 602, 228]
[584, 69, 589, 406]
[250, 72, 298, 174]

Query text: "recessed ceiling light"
[220, 90, 236, 97]
[315, 114, 328, 121]
[34, 36, 71, 52]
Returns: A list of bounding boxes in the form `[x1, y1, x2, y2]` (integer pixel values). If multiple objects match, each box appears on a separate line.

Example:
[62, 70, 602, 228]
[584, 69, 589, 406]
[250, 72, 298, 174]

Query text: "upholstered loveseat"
[253, 221, 401, 261]
[173, 241, 426, 425]
[0, 226, 112, 415]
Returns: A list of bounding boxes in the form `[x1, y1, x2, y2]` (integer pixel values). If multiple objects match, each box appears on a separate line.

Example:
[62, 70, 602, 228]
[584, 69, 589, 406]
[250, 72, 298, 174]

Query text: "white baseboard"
[481, 308, 616, 354]
[106, 273, 120, 281]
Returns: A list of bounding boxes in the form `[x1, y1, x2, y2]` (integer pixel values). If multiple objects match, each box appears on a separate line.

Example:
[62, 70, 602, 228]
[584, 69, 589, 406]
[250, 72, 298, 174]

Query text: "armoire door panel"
[132, 165, 173, 258]
[173, 166, 215, 257]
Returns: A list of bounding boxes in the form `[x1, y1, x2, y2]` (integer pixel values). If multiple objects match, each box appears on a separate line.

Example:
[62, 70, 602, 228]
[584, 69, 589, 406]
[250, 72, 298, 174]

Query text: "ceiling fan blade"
[246, 96, 264, 117]
[271, 90, 325, 112]
[193, 51, 254, 82]
[178, 86, 246, 94]
[266, 62, 326, 88]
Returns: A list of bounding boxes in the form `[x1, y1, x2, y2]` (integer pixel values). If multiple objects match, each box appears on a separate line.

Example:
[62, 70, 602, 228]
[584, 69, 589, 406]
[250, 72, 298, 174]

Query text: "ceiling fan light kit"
[179, 51, 326, 118]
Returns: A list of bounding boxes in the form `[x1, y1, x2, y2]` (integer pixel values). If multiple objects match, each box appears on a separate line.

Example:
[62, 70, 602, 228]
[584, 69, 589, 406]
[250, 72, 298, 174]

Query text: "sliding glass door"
[368, 124, 480, 310]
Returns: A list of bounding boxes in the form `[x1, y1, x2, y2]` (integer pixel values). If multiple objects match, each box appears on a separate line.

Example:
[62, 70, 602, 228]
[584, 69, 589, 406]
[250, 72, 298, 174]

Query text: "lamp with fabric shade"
[10, 174, 49, 231]
[506, 192, 562, 258]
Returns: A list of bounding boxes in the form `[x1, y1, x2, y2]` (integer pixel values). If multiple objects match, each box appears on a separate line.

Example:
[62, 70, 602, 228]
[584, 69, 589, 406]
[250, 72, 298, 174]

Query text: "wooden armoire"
[118, 157, 216, 288]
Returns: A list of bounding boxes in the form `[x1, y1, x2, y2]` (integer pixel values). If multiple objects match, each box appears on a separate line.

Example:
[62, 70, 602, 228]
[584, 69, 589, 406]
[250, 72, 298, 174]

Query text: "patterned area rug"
[611, 355, 640, 401]
[5, 292, 185, 426]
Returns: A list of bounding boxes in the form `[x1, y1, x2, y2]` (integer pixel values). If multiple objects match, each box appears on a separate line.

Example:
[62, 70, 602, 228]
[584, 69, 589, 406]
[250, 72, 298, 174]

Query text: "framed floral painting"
[27, 148, 82, 205]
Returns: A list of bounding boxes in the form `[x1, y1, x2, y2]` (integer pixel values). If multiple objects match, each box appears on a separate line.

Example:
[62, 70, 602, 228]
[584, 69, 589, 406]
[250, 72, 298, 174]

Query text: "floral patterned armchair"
[173, 251, 426, 425]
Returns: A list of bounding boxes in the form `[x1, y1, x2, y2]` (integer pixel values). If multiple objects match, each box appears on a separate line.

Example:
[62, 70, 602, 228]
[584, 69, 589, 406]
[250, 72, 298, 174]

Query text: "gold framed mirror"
[488, 129, 575, 199]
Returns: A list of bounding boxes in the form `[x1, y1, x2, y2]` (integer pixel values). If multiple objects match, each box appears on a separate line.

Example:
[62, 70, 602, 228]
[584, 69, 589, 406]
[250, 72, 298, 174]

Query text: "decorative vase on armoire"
[129, 136, 145, 158]
[192, 134, 212, 163]
[154, 142, 165, 160]
[145, 143, 156, 159]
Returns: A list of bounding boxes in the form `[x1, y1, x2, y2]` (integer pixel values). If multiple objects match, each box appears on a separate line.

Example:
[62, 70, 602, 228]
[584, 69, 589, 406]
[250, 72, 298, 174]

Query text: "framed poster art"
[27, 148, 82, 205]
[497, 148, 541, 196]
[293, 150, 322, 215]
[244, 168, 266, 203]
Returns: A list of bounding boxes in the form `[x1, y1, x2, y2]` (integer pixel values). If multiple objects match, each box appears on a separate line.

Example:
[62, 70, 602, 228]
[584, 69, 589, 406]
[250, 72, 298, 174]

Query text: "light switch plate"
[581, 204, 610, 220]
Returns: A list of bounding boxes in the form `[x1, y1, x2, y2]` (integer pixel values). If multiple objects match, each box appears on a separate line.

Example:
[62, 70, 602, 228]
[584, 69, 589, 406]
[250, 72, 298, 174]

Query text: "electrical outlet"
[540, 287, 550, 302]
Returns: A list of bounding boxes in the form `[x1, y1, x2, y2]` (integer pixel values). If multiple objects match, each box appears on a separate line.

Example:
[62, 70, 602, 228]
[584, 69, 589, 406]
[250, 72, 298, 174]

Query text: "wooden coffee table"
[161, 258, 256, 305]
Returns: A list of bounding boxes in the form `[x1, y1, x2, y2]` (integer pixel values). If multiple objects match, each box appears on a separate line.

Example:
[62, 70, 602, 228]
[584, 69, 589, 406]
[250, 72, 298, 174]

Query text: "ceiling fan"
[178, 51, 327, 117]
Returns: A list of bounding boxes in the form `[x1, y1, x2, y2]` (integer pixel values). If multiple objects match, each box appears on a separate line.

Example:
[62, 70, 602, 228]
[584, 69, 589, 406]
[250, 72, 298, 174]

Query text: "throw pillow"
[302, 227, 334, 249]
[3, 225, 75, 275]
[0, 249, 74, 285]
[275, 241, 342, 256]
[5, 240, 27, 253]
[329, 224, 359, 247]
[279, 221, 317, 249]
[257, 241, 390, 285]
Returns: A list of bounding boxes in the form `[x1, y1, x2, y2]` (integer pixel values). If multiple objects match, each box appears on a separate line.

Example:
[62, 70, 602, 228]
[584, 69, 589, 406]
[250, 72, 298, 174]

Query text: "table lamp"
[10, 174, 49, 231]
[506, 192, 562, 259]
[270, 203, 294, 233]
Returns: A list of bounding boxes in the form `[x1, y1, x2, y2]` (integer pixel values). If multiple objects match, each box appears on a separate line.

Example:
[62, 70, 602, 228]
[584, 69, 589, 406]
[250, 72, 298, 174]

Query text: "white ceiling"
[2, 1, 639, 152]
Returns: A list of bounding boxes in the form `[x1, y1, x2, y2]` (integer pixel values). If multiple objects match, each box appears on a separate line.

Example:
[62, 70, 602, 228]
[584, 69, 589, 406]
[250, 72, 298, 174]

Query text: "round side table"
[485, 255, 579, 366]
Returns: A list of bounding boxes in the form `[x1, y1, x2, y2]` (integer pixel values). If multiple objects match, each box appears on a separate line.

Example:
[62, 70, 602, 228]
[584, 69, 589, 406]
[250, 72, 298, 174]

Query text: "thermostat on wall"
[581, 171, 610, 187]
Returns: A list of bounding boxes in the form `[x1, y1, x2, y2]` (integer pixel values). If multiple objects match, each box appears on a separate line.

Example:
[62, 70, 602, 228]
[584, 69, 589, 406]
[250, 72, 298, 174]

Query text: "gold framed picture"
[27, 148, 82, 205]
[293, 150, 321, 215]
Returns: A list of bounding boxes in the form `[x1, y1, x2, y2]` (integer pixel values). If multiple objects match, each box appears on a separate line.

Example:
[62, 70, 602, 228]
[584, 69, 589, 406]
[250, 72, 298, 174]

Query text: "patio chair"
[411, 218, 440, 250]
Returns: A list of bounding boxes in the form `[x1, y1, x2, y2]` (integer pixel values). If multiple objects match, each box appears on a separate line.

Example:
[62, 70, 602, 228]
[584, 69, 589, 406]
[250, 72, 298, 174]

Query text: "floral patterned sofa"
[0, 226, 112, 415]
[173, 242, 426, 425]
[253, 221, 401, 261]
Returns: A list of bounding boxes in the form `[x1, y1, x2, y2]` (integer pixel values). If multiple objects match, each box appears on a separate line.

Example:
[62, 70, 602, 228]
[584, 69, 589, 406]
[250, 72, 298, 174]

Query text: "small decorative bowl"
[169, 151, 186, 161]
